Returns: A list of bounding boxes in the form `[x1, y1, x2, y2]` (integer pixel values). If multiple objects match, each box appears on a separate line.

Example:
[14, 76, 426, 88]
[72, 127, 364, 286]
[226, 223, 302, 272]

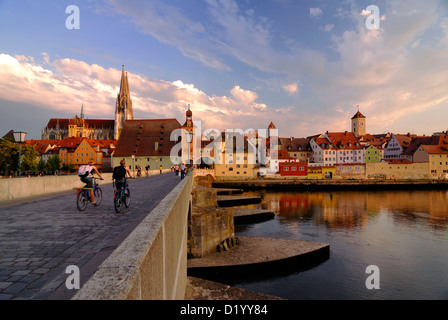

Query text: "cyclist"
[78, 159, 104, 205]
[113, 159, 134, 192]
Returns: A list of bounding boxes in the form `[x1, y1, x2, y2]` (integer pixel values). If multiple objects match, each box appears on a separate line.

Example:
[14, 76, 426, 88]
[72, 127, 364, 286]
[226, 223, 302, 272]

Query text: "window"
[284, 167, 289, 171]
[291, 167, 297, 171]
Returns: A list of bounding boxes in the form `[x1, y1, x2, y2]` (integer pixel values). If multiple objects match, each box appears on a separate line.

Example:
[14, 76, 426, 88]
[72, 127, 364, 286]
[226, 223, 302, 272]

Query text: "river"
[230, 189, 448, 300]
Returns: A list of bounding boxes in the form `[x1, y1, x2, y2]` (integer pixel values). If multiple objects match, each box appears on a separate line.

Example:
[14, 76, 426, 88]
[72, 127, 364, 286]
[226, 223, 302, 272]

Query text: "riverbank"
[213, 178, 448, 191]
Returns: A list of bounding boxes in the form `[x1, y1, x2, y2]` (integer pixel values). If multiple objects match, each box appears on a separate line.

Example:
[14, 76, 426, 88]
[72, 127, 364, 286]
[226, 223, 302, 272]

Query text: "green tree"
[37, 158, 46, 171]
[46, 155, 61, 172]
[0, 138, 18, 173]
[61, 163, 75, 173]
[20, 144, 38, 172]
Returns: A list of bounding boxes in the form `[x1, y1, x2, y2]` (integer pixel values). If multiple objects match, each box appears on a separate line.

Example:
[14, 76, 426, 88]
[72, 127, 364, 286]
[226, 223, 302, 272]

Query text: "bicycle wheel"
[124, 188, 131, 208]
[114, 193, 122, 213]
[77, 191, 88, 211]
[94, 187, 102, 206]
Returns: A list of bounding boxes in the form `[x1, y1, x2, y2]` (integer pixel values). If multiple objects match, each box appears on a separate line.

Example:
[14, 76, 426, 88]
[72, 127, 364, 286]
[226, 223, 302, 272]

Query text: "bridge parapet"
[72, 174, 193, 300]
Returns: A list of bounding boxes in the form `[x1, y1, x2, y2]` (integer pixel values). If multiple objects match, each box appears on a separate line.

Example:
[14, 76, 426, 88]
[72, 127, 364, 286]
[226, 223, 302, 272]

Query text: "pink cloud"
[0, 53, 281, 134]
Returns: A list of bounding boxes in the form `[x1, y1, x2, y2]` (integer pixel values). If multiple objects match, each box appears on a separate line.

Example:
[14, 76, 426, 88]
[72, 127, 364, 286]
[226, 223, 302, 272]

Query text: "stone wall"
[72, 174, 193, 300]
[0, 169, 170, 202]
[188, 180, 236, 258]
[366, 162, 430, 179]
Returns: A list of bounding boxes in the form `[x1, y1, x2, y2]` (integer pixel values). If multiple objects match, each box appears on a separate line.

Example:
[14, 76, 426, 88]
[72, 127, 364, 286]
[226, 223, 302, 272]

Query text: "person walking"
[159, 165, 163, 174]
[180, 163, 186, 180]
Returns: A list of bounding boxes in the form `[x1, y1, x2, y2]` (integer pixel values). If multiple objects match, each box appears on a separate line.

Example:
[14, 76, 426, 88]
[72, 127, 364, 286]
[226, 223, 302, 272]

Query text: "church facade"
[42, 65, 134, 141]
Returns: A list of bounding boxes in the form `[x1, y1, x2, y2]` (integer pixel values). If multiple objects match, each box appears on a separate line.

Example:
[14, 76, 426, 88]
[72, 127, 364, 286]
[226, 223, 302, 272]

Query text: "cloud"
[105, 0, 230, 71]
[319, 24, 335, 32]
[310, 0, 448, 134]
[3, 0, 448, 138]
[0, 53, 280, 133]
[310, 7, 323, 18]
[282, 83, 299, 94]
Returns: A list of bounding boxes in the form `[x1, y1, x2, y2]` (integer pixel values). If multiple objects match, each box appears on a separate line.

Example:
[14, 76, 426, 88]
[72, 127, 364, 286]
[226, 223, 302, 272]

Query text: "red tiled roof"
[2, 130, 15, 140]
[351, 111, 366, 119]
[313, 137, 335, 149]
[113, 119, 181, 157]
[45, 118, 114, 129]
[392, 134, 418, 148]
[279, 137, 312, 152]
[326, 132, 362, 150]
[402, 135, 440, 156]
[45, 119, 70, 129]
[272, 149, 297, 161]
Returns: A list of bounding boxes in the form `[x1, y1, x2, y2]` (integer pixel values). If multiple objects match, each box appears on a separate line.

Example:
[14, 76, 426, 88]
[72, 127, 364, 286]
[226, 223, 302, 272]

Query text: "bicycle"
[76, 178, 103, 211]
[113, 178, 131, 213]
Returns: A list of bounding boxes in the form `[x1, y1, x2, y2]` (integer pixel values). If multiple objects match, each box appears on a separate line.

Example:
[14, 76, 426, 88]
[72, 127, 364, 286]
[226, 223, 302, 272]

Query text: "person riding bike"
[78, 159, 104, 205]
[113, 159, 134, 192]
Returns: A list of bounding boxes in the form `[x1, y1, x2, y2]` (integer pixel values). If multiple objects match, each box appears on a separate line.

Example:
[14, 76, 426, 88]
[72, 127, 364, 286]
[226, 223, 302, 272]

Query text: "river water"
[230, 189, 448, 300]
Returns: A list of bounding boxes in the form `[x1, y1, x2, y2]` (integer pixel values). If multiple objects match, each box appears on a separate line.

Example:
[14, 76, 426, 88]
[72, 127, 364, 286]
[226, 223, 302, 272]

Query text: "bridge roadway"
[0, 172, 182, 300]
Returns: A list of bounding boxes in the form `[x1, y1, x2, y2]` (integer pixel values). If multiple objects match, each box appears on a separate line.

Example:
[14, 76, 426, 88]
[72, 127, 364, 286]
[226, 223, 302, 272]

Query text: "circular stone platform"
[187, 236, 330, 279]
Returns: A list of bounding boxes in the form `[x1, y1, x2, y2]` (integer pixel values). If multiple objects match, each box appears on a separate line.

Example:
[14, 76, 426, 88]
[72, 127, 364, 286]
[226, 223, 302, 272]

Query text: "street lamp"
[131, 155, 135, 177]
[186, 131, 194, 169]
[13, 131, 27, 178]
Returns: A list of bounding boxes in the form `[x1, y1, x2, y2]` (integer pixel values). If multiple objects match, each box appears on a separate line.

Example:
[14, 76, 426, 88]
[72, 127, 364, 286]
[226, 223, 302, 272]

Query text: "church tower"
[181, 104, 195, 165]
[114, 65, 134, 140]
[351, 106, 366, 137]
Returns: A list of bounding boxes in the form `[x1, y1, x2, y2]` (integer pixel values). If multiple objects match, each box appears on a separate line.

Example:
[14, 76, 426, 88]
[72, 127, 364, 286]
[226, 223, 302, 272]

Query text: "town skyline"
[1, 0, 448, 140]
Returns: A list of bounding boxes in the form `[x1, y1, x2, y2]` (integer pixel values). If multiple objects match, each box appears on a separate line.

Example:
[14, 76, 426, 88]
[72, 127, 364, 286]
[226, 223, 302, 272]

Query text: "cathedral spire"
[119, 65, 128, 96]
[81, 102, 84, 119]
[114, 65, 134, 140]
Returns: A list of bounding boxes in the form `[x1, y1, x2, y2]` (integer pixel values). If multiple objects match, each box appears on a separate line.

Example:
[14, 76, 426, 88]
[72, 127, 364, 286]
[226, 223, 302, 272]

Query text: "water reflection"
[243, 190, 448, 230]
[232, 189, 448, 299]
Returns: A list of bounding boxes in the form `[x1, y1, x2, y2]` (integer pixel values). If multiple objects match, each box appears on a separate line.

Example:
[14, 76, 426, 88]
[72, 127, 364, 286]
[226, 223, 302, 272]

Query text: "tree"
[20, 144, 38, 172]
[37, 158, 46, 171]
[46, 155, 61, 172]
[0, 138, 18, 173]
[61, 163, 75, 173]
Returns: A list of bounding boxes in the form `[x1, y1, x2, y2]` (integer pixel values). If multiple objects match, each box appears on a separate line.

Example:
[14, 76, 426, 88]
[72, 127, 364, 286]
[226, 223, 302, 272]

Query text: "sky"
[0, 0, 448, 140]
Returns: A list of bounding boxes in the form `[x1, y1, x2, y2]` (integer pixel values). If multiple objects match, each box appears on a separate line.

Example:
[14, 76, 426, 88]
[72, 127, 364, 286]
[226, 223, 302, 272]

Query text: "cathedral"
[42, 65, 134, 141]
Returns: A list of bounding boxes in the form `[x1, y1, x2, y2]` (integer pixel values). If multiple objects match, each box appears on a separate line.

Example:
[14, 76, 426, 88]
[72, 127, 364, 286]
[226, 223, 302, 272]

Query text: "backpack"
[78, 165, 92, 177]
[112, 166, 126, 180]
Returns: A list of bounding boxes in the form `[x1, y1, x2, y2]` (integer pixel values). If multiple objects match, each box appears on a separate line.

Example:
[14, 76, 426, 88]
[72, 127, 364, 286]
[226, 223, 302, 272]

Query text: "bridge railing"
[72, 173, 193, 300]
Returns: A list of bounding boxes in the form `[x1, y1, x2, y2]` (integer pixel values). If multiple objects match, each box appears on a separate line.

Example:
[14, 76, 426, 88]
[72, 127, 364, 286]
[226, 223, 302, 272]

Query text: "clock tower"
[351, 107, 366, 137]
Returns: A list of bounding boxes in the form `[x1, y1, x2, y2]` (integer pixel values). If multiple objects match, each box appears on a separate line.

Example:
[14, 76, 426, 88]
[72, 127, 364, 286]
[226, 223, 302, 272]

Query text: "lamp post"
[131, 155, 135, 177]
[186, 131, 194, 170]
[13, 131, 27, 178]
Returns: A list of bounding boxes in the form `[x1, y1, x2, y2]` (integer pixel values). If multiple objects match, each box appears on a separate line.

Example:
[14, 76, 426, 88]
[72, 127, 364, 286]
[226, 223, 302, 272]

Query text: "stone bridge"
[0, 172, 192, 300]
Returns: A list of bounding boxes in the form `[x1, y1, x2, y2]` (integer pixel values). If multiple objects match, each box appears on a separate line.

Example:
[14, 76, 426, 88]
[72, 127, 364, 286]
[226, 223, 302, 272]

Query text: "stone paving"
[0, 172, 181, 300]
